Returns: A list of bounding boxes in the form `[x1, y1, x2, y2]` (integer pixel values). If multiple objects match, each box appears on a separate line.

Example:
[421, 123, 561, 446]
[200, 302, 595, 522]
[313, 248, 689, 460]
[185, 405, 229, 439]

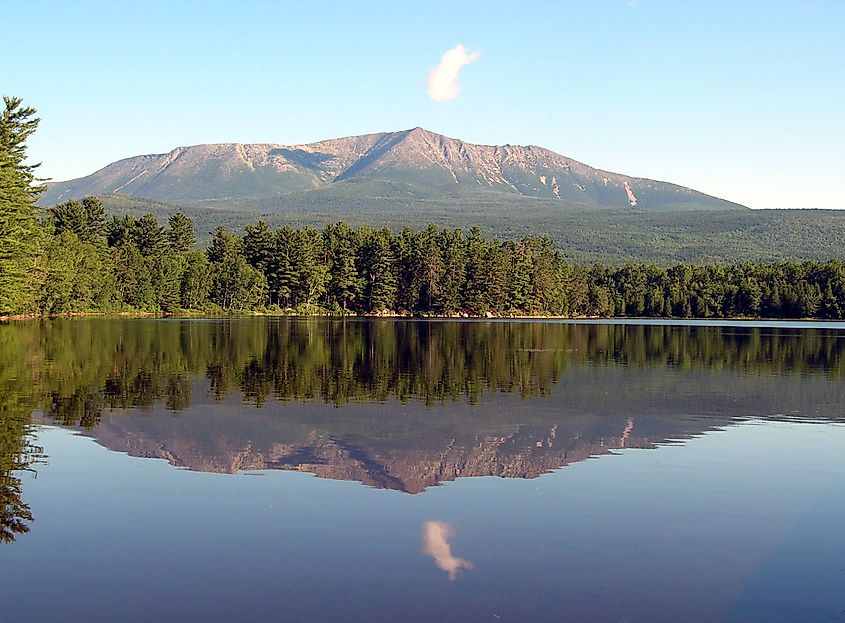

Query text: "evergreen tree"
[360, 227, 398, 312]
[507, 240, 533, 312]
[0, 97, 44, 313]
[325, 222, 361, 312]
[243, 220, 274, 274]
[111, 241, 155, 309]
[106, 215, 136, 247]
[207, 225, 240, 263]
[49, 196, 105, 243]
[435, 228, 466, 313]
[37, 231, 117, 313]
[149, 253, 186, 312]
[417, 224, 444, 312]
[133, 214, 166, 257]
[271, 226, 298, 307]
[462, 227, 490, 314]
[293, 228, 329, 306]
[166, 213, 196, 253]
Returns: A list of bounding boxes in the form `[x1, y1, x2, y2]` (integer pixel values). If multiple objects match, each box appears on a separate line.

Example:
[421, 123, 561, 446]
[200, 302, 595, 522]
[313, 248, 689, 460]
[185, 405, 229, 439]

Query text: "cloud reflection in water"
[422, 521, 474, 580]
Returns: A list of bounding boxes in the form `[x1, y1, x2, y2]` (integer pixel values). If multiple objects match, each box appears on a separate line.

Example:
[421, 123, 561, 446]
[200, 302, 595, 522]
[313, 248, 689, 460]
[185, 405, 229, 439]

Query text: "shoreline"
[1, 310, 839, 323]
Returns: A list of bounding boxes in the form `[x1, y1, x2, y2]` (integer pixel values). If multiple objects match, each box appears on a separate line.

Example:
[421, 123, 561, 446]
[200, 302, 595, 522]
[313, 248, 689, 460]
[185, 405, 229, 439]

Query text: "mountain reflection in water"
[3, 317, 845, 542]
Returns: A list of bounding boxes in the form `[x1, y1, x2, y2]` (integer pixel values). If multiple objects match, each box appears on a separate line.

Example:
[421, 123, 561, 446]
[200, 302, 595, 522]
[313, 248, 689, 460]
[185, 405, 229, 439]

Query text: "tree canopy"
[0, 97, 43, 314]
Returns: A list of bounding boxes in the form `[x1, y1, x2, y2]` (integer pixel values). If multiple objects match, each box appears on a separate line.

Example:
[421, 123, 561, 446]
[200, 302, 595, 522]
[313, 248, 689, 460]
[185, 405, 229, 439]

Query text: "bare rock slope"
[42, 128, 745, 211]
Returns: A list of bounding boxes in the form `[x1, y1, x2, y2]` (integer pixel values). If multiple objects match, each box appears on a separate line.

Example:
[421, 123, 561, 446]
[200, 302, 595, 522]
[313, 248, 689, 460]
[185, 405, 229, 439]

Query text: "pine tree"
[507, 240, 533, 312]
[294, 228, 328, 307]
[325, 223, 361, 312]
[106, 215, 136, 247]
[243, 220, 274, 274]
[418, 224, 444, 312]
[133, 214, 166, 257]
[271, 226, 298, 307]
[149, 252, 186, 312]
[462, 227, 489, 314]
[361, 227, 397, 312]
[166, 213, 196, 253]
[0, 97, 44, 313]
[435, 228, 466, 313]
[111, 241, 155, 309]
[207, 225, 241, 263]
[49, 196, 105, 243]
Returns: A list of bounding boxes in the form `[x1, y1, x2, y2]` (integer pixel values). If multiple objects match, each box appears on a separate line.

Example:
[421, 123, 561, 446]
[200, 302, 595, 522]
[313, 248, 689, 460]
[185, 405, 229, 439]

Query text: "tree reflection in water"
[2, 317, 845, 543]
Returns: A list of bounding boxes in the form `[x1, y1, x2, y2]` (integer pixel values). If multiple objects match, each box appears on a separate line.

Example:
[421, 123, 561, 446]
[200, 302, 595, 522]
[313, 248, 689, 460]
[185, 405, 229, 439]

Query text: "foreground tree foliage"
[2, 203, 845, 318]
[0, 97, 44, 313]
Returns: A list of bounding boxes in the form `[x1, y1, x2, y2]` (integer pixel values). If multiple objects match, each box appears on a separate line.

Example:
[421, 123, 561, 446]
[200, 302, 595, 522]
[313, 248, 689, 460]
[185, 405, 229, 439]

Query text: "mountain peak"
[40, 129, 745, 211]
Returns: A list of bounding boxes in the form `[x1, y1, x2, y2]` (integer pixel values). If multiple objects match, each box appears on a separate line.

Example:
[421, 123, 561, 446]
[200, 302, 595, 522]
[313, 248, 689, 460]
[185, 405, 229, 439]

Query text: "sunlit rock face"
[40, 128, 745, 211]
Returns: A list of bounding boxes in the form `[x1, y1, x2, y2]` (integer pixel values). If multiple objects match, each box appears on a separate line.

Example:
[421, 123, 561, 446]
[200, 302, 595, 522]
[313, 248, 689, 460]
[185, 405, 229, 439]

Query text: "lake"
[1, 318, 844, 622]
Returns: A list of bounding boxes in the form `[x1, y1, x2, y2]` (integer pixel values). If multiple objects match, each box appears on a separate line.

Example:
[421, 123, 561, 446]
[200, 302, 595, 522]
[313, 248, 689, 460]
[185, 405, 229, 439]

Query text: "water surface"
[1, 318, 844, 622]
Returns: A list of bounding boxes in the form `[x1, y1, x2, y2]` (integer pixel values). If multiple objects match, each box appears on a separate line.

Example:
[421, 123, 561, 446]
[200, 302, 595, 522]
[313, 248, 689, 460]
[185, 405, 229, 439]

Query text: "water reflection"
[0, 422, 41, 543]
[422, 521, 474, 580]
[4, 317, 845, 418]
[2, 317, 845, 543]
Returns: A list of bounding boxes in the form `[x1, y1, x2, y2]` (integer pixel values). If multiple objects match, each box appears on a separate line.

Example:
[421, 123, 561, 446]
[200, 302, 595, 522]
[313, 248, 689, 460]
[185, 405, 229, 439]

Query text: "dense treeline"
[7, 201, 845, 318]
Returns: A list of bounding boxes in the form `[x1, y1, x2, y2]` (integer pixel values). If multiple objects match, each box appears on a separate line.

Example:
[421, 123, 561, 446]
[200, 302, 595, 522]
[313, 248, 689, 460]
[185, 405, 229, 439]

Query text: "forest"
[2, 199, 845, 319]
[4, 96, 845, 319]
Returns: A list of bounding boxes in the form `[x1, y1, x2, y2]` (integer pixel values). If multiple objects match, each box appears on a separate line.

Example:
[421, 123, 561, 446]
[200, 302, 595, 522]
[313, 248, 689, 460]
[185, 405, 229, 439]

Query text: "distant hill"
[92, 194, 845, 265]
[40, 127, 745, 212]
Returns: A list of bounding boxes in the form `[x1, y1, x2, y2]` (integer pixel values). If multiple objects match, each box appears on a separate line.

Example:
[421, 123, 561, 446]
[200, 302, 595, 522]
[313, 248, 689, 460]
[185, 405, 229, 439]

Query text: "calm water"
[2, 318, 844, 622]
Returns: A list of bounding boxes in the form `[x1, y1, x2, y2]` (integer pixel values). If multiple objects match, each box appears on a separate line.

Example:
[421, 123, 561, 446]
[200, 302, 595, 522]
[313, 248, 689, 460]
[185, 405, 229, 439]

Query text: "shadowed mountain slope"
[41, 128, 745, 212]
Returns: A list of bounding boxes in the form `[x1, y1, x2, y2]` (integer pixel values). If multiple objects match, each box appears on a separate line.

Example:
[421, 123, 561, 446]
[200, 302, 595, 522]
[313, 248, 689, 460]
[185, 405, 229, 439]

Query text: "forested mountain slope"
[95, 195, 845, 265]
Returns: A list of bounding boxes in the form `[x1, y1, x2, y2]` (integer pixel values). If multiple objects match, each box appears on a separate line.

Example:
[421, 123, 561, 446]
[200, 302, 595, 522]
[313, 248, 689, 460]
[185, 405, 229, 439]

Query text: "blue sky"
[6, 0, 844, 209]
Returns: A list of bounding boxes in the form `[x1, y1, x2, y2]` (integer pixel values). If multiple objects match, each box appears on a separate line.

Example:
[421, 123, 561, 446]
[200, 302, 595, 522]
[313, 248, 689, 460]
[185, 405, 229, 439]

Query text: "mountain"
[40, 127, 745, 212]
[83, 405, 711, 494]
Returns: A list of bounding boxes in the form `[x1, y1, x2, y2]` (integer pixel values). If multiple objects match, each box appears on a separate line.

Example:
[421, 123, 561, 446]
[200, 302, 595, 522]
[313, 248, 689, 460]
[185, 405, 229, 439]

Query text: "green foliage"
[106, 215, 136, 247]
[166, 212, 196, 252]
[360, 227, 398, 312]
[87, 194, 845, 265]
[134, 213, 166, 257]
[49, 196, 105, 242]
[180, 251, 213, 310]
[5, 201, 845, 318]
[111, 241, 155, 309]
[37, 231, 117, 313]
[0, 97, 43, 314]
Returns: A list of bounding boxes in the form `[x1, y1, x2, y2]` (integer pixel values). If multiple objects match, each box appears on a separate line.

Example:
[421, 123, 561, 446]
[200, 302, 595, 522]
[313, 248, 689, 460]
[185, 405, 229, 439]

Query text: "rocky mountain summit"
[42, 127, 745, 211]
[85, 411, 700, 494]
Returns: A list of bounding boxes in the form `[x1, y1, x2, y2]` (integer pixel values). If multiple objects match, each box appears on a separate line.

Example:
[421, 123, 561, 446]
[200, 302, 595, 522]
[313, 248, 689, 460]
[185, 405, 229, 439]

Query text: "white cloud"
[427, 44, 480, 102]
[421, 521, 474, 580]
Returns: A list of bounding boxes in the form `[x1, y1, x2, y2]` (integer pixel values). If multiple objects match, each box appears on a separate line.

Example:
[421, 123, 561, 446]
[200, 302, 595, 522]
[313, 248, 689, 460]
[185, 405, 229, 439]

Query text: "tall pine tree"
[0, 97, 44, 314]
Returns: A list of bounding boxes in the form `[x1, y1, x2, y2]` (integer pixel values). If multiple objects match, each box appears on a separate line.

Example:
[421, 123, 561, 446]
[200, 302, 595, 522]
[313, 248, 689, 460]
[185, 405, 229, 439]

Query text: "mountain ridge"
[40, 127, 746, 211]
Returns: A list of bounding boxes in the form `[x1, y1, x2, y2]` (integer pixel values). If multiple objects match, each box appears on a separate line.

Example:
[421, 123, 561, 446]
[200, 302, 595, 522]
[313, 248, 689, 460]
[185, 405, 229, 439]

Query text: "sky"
[5, 0, 845, 209]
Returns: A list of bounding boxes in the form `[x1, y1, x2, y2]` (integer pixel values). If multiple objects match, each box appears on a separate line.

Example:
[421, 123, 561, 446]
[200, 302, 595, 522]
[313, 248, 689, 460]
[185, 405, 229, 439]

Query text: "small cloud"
[427, 44, 480, 102]
[627, 0, 639, 7]
[422, 521, 474, 580]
